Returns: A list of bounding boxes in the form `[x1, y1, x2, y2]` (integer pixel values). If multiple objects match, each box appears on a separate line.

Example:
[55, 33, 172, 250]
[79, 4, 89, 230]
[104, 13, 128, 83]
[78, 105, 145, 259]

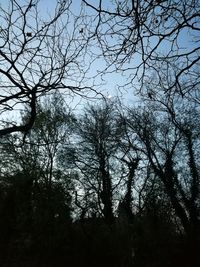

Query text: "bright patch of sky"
[36, 0, 139, 106]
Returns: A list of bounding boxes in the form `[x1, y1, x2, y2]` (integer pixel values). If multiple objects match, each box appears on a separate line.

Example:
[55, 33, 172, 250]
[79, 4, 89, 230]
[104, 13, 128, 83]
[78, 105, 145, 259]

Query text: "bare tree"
[126, 103, 200, 239]
[82, 0, 200, 94]
[69, 101, 125, 223]
[0, 0, 91, 136]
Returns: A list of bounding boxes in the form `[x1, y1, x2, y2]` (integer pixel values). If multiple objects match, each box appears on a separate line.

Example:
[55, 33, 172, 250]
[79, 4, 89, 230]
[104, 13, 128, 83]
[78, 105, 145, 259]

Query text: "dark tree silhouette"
[71, 101, 124, 224]
[126, 104, 200, 240]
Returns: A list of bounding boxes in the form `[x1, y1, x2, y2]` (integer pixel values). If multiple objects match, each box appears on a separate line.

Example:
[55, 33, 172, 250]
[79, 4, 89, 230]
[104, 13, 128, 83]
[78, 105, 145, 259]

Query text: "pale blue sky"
[36, 0, 139, 103]
[0, 0, 197, 110]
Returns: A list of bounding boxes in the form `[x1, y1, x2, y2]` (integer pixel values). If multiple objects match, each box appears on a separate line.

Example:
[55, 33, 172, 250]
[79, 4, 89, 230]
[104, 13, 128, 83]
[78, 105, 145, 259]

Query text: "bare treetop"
[0, 0, 91, 136]
[82, 0, 200, 94]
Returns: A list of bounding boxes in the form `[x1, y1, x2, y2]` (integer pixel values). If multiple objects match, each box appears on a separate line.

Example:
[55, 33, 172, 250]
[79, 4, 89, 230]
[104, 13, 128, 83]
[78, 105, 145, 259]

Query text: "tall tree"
[70, 101, 124, 223]
[126, 104, 200, 239]
[0, 92, 73, 242]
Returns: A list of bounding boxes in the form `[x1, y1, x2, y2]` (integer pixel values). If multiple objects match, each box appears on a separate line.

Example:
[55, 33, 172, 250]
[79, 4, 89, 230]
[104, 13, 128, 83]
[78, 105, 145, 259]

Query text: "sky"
[38, 0, 140, 109]
[0, 0, 197, 115]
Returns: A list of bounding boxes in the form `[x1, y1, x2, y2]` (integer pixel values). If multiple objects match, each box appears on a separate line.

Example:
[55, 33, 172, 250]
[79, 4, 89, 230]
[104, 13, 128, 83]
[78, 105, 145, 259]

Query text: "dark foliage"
[0, 96, 199, 267]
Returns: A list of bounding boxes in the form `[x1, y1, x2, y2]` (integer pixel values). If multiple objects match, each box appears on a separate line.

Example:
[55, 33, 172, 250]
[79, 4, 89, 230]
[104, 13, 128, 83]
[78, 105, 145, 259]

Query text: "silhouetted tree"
[126, 104, 200, 242]
[71, 101, 124, 224]
[0, 92, 73, 265]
